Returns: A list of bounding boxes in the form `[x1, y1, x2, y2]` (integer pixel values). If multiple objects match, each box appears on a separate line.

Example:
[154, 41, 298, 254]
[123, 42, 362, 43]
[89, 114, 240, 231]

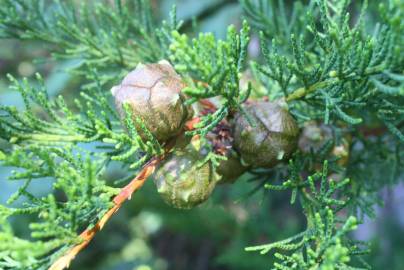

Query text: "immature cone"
[111, 60, 192, 142]
[233, 100, 299, 168]
[153, 138, 219, 209]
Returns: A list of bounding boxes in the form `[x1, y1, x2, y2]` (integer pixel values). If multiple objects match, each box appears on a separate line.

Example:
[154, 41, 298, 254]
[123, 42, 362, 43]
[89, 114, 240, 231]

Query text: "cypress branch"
[0, 0, 403, 269]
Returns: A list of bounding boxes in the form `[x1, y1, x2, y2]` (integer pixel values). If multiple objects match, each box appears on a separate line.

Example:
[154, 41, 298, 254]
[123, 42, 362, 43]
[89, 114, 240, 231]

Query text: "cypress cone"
[233, 100, 299, 168]
[153, 137, 219, 209]
[111, 60, 193, 142]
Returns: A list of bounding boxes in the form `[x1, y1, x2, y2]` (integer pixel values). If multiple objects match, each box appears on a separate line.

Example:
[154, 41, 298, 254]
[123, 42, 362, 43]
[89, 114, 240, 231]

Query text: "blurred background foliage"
[0, 0, 403, 270]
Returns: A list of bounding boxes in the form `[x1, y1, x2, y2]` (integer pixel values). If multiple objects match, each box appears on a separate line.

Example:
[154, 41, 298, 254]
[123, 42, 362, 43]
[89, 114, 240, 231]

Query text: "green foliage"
[241, 0, 315, 49]
[0, 147, 118, 269]
[169, 20, 251, 136]
[0, 0, 179, 85]
[346, 133, 404, 219]
[244, 0, 404, 141]
[0, 73, 161, 167]
[247, 161, 370, 269]
[0, 0, 403, 269]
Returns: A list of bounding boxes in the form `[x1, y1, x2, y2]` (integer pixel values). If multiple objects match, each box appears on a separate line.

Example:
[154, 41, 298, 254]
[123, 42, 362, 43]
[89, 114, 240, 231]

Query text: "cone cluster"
[113, 61, 300, 209]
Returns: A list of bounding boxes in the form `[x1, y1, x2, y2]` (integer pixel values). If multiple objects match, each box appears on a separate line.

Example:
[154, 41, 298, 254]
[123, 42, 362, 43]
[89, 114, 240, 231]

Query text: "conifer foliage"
[0, 0, 403, 269]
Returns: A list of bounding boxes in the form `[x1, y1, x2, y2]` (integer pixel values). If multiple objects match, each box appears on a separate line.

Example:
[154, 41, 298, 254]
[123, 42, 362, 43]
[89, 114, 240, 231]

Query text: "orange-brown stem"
[49, 157, 162, 270]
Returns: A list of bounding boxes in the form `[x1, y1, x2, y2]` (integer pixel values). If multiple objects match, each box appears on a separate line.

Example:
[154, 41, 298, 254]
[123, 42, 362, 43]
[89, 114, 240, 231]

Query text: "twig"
[49, 156, 163, 270]
[285, 65, 387, 102]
